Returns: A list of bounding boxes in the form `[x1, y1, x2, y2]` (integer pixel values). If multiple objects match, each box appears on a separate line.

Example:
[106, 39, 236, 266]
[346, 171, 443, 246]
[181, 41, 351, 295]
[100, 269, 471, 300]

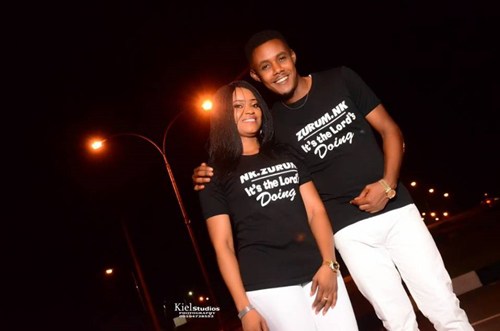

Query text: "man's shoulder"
[313, 66, 352, 78]
[309, 66, 349, 89]
[313, 66, 368, 91]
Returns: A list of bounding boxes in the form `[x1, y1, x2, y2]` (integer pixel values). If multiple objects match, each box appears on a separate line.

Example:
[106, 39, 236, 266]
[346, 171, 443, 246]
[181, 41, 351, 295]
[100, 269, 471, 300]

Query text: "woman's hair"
[208, 80, 274, 177]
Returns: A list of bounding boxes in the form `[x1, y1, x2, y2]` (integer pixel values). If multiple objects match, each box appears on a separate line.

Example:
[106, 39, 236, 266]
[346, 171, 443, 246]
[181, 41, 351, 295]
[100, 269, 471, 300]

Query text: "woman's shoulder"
[261, 143, 302, 161]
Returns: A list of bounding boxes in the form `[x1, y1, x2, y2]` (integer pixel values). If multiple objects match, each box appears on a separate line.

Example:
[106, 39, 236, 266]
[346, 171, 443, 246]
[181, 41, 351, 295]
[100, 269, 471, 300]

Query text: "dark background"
[8, 1, 498, 330]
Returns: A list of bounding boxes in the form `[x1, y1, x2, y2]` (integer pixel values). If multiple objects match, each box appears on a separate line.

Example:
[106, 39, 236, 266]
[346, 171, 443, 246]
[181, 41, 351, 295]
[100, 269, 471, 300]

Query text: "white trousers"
[335, 204, 473, 331]
[246, 271, 359, 331]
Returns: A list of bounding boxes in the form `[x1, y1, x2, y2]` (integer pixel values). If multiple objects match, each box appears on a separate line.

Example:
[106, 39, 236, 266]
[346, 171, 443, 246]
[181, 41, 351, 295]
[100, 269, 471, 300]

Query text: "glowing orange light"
[92, 141, 104, 150]
[89, 137, 107, 151]
[201, 99, 213, 112]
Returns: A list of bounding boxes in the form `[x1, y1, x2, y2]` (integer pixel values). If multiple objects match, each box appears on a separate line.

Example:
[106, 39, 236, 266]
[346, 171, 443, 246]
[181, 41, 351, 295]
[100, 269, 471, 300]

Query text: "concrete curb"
[452, 261, 500, 296]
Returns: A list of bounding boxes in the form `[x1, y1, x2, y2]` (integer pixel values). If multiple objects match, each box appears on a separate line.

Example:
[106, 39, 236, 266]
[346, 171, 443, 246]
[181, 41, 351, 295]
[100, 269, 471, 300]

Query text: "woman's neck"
[242, 138, 260, 155]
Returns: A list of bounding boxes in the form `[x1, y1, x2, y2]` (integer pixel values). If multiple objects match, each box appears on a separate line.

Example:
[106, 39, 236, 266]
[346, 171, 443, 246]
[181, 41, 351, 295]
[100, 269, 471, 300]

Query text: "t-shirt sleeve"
[198, 178, 229, 219]
[287, 151, 312, 185]
[340, 66, 381, 116]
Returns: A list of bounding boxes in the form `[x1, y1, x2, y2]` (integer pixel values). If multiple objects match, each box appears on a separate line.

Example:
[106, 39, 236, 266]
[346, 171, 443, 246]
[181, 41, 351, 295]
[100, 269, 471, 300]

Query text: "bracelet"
[238, 304, 255, 320]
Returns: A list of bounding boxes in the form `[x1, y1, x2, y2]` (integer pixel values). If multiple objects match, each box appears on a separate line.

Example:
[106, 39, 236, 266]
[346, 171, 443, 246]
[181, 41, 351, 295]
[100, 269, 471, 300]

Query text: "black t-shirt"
[272, 66, 413, 231]
[198, 151, 323, 291]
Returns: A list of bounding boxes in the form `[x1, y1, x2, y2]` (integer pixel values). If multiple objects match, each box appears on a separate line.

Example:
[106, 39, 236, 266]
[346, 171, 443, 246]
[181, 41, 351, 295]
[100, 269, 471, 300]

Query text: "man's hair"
[244, 30, 289, 63]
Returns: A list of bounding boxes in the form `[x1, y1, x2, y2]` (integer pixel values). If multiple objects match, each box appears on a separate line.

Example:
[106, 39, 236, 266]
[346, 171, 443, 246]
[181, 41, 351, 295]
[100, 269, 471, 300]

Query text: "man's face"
[249, 39, 298, 99]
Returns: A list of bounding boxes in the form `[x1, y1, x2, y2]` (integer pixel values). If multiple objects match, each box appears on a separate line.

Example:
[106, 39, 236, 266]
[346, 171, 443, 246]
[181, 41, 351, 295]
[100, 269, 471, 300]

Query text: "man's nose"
[272, 62, 283, 74]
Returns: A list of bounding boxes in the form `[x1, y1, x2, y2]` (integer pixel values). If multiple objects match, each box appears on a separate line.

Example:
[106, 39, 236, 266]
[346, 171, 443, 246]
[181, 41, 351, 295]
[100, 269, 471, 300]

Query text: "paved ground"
[352, 204, 500, 331]
[175, 204, 500, 330]
[348, 270, 500, 331]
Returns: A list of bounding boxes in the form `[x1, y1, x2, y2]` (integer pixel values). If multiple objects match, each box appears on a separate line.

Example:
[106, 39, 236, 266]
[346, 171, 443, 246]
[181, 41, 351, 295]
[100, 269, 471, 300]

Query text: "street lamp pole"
[93, 111, 224, 330]
[161, 113, 225, 330]
[122, 220, 162, 331]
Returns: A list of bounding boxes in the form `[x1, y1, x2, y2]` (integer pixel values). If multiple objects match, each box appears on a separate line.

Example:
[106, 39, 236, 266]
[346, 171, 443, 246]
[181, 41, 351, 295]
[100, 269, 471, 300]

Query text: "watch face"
[331, 261, 339, 271]
[325, 260, 340, 272]
[387, 189, 396, 199]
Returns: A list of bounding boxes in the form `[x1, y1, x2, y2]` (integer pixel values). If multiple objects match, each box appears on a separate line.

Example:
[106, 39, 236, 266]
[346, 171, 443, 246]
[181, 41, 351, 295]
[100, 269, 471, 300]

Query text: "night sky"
[12, 1, 499, 329]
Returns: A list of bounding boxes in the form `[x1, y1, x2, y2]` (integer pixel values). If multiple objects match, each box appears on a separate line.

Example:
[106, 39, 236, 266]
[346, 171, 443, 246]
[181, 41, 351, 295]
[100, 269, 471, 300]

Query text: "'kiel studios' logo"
[174, 303, 220, 319]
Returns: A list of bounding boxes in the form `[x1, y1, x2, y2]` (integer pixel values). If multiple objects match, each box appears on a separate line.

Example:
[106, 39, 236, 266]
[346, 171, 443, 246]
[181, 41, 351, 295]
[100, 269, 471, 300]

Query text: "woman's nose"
[244, 106, 255, 114]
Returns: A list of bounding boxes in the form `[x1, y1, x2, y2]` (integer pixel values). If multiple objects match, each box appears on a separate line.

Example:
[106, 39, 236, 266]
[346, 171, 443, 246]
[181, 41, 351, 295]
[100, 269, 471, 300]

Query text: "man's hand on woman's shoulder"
[192, 162, 213, 191]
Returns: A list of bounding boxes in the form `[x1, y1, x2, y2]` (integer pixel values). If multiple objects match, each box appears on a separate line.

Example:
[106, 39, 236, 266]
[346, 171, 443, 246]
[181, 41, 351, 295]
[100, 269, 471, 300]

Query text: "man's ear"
[291, 49, 297, 64]
[249, 69, 261, 82]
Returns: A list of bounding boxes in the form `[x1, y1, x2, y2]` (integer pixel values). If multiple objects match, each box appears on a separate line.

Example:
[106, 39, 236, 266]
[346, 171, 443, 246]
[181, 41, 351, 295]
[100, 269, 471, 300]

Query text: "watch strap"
[378, 179, 396, 199]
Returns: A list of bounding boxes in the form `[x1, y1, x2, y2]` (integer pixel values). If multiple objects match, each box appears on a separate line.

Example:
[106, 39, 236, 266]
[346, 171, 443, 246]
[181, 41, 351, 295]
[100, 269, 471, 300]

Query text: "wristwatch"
[323, 260, 340, 273]
[378, 179, 397, 199]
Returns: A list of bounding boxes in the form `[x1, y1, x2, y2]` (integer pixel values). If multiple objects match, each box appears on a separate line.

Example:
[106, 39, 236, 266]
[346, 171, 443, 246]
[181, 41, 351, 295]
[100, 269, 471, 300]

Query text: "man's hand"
[349, 181, 389, 213]
[192, 162, 213, 191]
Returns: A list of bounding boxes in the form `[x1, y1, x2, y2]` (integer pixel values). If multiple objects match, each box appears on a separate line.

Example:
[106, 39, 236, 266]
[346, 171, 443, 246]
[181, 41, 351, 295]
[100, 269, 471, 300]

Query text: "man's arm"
[192, 162, 214, 191]
[367, 104, 405, 189]
[350, 104, 405, 213]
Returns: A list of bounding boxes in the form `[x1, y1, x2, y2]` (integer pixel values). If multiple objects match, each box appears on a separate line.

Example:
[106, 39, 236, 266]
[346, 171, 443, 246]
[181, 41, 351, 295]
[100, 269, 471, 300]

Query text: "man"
[193, 30, 473, 330]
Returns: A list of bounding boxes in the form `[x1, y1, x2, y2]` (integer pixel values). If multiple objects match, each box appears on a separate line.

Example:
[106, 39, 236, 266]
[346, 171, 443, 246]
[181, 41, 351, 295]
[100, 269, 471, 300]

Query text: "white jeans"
[246, 271, 358, 331]
[335, 204, 473, 331]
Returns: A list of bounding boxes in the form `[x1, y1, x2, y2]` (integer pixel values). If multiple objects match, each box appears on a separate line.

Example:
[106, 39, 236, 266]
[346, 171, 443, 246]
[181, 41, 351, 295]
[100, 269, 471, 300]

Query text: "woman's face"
[232, 87, 262, 138]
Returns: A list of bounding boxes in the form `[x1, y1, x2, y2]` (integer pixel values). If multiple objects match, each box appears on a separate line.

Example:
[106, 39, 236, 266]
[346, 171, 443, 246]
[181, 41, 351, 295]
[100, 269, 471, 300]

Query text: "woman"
[198, 80, 358, 330]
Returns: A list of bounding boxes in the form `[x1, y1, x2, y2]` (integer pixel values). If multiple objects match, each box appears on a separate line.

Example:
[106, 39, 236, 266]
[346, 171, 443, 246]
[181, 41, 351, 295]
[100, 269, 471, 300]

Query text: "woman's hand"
[310, 265, 338, 315]
[241, 309, 269, 331]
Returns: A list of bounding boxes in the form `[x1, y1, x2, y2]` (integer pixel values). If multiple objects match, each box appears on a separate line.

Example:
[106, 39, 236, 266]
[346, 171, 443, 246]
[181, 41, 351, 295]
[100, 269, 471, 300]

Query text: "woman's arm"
[299, 181, 338, 315]
[206, 215, 268, 330]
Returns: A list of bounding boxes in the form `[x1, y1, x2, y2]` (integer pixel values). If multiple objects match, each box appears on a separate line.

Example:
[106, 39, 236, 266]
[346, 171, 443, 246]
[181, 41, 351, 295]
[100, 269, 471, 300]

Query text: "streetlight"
[89, 106, 225, 330]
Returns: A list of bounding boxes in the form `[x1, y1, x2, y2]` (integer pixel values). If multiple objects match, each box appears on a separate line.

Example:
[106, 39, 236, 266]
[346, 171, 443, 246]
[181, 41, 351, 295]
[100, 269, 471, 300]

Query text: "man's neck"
[283, 75, 311, 104]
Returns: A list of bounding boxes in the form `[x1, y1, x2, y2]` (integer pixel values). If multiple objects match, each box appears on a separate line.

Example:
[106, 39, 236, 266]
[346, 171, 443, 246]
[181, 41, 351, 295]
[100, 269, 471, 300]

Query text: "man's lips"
[275, 75, 288, 84]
